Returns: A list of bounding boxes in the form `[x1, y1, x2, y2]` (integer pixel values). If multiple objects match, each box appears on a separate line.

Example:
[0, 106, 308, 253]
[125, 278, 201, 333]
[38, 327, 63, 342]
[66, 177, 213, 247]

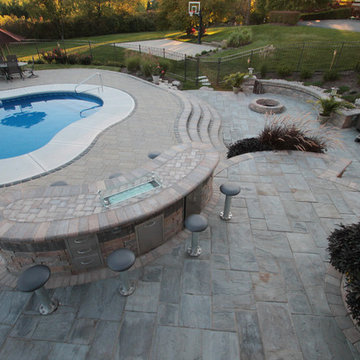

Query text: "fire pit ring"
[249, 98, 285, 114]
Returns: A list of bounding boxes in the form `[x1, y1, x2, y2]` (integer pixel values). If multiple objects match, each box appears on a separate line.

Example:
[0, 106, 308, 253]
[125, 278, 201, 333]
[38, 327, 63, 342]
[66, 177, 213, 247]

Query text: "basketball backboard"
[188, 1, 200, 16]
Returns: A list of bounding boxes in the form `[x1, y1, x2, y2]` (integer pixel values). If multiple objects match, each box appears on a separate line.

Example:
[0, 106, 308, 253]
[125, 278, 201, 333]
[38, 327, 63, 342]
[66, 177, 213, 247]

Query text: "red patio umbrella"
[0, 28, 24, 57]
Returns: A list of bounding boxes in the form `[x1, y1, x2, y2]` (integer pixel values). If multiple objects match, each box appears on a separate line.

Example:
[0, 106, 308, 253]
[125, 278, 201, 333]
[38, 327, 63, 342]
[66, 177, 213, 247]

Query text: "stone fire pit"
[249, 98, 285, 114]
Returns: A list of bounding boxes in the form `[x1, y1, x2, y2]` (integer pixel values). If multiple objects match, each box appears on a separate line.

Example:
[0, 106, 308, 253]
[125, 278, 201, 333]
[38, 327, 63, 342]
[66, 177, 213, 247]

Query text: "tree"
[158, 0, 245, 31]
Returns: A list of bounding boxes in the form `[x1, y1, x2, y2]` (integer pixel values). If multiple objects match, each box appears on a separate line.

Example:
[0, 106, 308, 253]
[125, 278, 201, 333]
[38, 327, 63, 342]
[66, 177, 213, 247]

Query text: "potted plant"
[152, 64, 165, 85]
[317, 97, 343, 124]
[224, 72, 246, 94]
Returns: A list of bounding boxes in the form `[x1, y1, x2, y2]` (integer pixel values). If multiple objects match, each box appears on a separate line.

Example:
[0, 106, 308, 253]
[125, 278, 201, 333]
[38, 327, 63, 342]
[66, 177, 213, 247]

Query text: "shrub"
[258, 117, 327, 153]
[41, 50, 55, 64]
[227, 28, 253, 48]
[338, 86, 350, 95]
[33, 59, 44, 64]
[79, 55, 92, 65]
[260, 64, 268, 78]
[227, 115, 340, 159]
[250, 10, 266, 25]
[323, 70, 339, 82]
[328, 222, 360, 325]
[268, 11, 301, 25]
[53, 47, 67, 64]
[300, 69, 313, 80]
[355, 62, 360, 73]
[224, 72, 246, 88]
[227, 137, 271, 158]
[301, 8, 351, 21]
[141, 58, 154, 77]
[341, 94, 359, 103]
[316, 97, 344, 116]
[125, 56, 141, 73]
[277, 65, 292, 78]
[158, 58, 171, 74]
[67, 54, 78, 65]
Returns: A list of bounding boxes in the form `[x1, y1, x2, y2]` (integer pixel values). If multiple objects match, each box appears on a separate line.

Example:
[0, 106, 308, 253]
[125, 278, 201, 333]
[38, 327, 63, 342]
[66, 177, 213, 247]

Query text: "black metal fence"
[6, 39, 360, 86]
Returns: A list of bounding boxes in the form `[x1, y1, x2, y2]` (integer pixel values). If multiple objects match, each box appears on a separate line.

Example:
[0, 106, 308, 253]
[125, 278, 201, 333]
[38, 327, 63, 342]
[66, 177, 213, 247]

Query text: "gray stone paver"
[0, 73, 359, 359]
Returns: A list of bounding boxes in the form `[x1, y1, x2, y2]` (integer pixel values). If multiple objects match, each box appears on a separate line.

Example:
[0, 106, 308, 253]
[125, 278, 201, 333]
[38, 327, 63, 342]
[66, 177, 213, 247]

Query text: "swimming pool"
[0, 84, 135, 186]
[0, 92, 103, 159]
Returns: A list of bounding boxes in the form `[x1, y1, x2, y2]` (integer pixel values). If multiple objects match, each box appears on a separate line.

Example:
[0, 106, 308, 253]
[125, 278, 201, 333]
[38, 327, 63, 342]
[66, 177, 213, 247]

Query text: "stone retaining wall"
[259, 79, 360, 128]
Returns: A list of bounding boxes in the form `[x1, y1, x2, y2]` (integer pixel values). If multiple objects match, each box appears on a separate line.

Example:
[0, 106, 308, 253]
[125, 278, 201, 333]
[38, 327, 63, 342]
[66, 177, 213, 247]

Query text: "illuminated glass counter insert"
[103, 179, 161, 206]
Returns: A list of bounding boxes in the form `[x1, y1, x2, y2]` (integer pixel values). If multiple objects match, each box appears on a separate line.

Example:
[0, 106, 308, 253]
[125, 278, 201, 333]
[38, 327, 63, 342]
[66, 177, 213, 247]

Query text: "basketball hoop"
[188, 1, 200, 16]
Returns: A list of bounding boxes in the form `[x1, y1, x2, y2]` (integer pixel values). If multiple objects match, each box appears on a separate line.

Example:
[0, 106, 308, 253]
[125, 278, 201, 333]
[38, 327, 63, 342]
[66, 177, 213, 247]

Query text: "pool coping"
[0, 84, 135, 186]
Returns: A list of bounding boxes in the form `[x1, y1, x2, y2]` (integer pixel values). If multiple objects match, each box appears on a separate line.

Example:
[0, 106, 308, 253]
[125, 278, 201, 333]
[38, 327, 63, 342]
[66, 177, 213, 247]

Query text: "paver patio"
[0, 70, 359, 359]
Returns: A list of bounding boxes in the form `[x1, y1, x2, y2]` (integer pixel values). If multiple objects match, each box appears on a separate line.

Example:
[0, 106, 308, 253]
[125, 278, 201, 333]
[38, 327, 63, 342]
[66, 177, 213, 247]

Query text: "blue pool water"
[0, 92, 103, 159]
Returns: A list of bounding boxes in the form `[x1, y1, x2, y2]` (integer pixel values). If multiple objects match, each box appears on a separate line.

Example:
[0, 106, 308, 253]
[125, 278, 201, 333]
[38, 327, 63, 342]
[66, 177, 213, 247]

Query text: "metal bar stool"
[220, 183, 241, 221]
[148, 151, 161, 160]
[17, 265, 58, 315]
[185, 214, 208, 257]
[107, 248, 136, 296]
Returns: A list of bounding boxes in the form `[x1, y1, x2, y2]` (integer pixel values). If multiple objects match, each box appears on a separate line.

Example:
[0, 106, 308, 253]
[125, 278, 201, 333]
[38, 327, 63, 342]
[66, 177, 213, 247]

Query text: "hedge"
[268, 11, 301, 25]
[301, 8, 352, 20]
[0, 13, 157, 39]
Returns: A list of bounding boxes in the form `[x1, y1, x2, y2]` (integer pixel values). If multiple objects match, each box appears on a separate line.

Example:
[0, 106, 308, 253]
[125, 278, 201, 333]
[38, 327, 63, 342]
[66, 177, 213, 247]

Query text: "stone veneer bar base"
[0, 142, 219, 279]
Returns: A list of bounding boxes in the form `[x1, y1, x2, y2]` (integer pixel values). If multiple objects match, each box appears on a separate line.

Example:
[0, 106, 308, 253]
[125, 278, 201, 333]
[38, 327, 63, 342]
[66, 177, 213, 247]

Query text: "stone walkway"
[0, 73, 360, 359]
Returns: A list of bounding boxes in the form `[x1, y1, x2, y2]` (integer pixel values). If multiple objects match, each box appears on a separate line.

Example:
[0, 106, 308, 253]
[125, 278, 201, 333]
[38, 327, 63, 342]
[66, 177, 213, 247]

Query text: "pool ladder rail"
[75, 73, 103, 94]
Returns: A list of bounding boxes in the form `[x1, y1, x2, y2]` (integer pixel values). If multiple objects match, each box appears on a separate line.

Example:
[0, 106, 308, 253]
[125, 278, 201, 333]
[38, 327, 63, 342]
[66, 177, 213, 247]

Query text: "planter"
[318, 114, 330, 124]
[152, 75, 160, 85]
[232, 87, 241, 94]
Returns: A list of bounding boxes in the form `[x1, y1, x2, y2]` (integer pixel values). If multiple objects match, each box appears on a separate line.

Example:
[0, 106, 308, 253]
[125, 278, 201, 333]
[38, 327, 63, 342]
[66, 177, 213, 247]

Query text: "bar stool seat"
[148, 151, 161, 160]
[17, 265, 50, 292]
[50, 181, 68, 187]
[107, 248, 136, 296]
[185, 214, 208, 233]
[220, 183, 241, 197]
[17, 265, 58, 315]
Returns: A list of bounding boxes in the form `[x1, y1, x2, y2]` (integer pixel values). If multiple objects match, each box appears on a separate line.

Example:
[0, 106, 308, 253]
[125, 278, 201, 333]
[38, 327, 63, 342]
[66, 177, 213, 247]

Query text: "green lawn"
[9, 24, 359, 87]
[201, 24, 360, 57]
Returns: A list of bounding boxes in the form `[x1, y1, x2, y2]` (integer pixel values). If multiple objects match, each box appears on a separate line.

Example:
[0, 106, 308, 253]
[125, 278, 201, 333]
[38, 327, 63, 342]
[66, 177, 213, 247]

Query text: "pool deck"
[0, 70, 359, 359]
[0, 84, 135, 185]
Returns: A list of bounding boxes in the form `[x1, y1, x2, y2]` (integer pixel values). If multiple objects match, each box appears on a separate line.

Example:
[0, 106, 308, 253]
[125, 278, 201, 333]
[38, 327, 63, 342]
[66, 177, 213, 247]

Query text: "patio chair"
[6, 54, 18, 63]
[6, 59, 24, 80]
[24, 56, 37, 78]
[0, 56, 6, 80]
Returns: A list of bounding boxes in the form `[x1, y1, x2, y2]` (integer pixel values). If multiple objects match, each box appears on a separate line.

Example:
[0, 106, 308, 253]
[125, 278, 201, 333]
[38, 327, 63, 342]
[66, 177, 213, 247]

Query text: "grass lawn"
[9, 24, 360, 89]
[9, 30, 182, 62]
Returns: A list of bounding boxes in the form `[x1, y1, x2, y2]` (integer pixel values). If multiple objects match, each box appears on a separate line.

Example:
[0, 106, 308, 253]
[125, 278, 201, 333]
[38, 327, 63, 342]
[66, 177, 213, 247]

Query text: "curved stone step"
[207, 103, 226, 154]
[187, 97, 202, 143]
[173, 90, 226, 153]
[197, 99, 212, 144]
[172, 90, 193, 144]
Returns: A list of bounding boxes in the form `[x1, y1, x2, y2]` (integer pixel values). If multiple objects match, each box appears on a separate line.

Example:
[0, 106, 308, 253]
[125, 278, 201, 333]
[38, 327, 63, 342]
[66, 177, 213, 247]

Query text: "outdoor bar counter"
[0, 143, 219, 276]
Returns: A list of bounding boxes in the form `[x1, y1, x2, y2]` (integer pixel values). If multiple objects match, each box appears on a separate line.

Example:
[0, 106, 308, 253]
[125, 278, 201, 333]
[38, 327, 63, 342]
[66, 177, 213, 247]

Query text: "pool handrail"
[75, 72, 103, 94]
